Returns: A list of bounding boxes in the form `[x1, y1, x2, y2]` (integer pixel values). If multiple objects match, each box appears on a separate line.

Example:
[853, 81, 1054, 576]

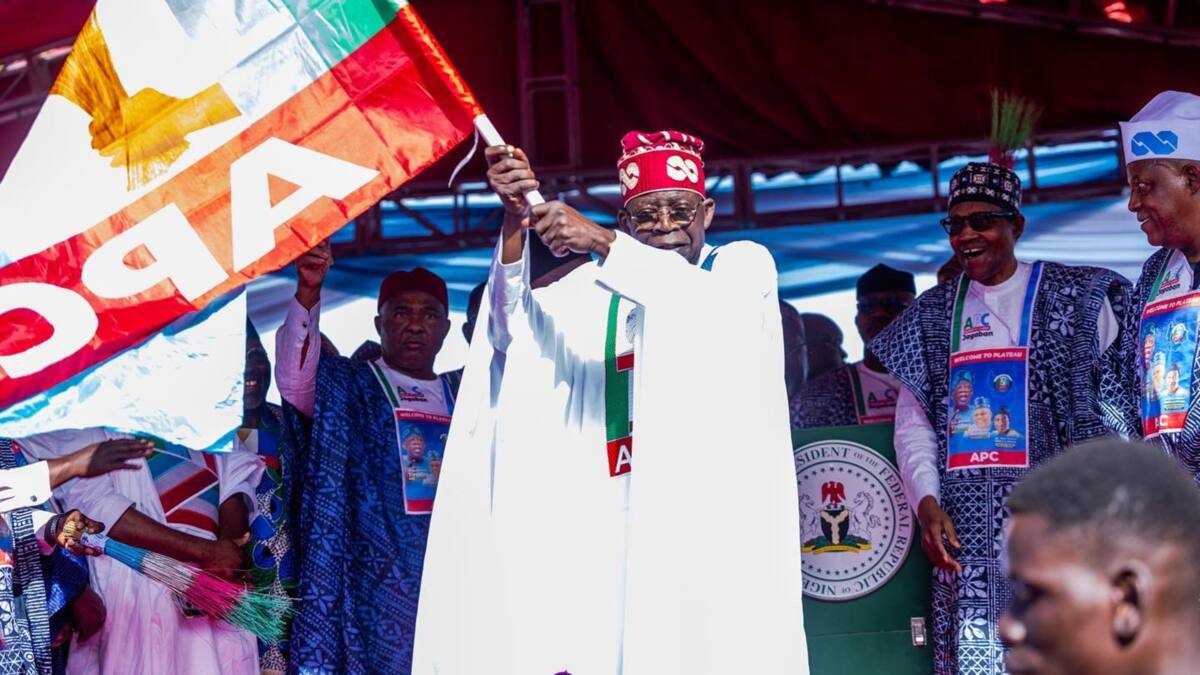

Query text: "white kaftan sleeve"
[487, 233, 530, 353]
[52, 473, 135, 534]
[217, 442, 265, 518]
[275, 298, 322, 416]
[15, 429, 135, 528]
[0, 463, 51, 513]
[895, 386, 941, 512]
[595, 231, 773, 308]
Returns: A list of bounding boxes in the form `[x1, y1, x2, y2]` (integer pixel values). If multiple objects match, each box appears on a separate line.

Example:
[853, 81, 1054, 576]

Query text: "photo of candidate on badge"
[395, 412, 451, 514]
[1138, 303, 1198, 438]
[945, 352, 1029, 469]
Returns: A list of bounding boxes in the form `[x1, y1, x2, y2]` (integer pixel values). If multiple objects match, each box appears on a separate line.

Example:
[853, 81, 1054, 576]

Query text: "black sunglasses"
[939, 210, 1019, 236]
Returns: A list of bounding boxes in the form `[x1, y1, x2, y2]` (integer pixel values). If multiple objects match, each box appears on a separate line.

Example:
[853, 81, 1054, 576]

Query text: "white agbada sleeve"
[0, 462, 52, 513]
[895, 385, 941, 512]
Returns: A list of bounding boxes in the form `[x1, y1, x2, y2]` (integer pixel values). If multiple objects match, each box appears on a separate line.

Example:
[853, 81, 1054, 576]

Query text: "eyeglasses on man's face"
[628, 202, 701, 229]
[939, 210, 1019, 237]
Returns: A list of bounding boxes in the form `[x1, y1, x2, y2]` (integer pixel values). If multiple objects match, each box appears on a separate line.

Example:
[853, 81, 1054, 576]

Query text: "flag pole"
[474, 114, 546, 206]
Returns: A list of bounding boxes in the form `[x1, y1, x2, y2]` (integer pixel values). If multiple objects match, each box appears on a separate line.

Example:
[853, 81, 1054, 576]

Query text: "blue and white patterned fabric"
[870, 263, 1135, 675]
[1126, 247, 1200, 479]
[0, 440, 50, 675]
[283, 355, 458, 675]
[789, 365, 857, 429]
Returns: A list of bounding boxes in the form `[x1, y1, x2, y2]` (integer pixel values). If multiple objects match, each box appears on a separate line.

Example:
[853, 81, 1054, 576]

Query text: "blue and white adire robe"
[790, 365, 858, 429]
[0, 440, 90, 675]
[1125, 248, 1200, 480]
[282, 355, 460, 675]
[0, 440, 52, 675]
[870, 263, 1136, 675]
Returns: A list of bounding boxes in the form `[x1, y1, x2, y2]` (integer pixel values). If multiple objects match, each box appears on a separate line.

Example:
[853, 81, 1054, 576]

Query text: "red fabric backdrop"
[1, 0, 1198, 180]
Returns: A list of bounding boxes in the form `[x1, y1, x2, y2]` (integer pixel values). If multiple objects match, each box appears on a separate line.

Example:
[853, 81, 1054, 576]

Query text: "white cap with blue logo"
[1120, 91, 1200, 166]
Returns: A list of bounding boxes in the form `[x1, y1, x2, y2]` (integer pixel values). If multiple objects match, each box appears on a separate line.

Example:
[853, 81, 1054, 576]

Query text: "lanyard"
[601, 246, 721, 464]
[1147, 250, 1193, 304]
[847, 365, 869, 420]
[950, 262, 1043, 353]
[368, 361, 456, 415]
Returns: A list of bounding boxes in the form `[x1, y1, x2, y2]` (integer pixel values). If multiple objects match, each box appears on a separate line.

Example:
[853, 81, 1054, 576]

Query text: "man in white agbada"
[415, 130, 807, 674]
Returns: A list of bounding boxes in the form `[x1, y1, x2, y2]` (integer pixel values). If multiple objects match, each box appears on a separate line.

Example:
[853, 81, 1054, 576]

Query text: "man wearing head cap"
[414, 133, 806, 675]
[272, 239, 457, 673]
[1121, 91, 1200, 481]
[800, 313, 847, 380]
[791, 264, 914, 429]
[870, 159, 1134, 675]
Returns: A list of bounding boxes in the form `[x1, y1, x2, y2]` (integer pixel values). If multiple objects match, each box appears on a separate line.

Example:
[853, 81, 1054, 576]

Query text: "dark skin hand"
[48, 509, 105, 556]
[531, 200, 615, 259]
[485, 145, 538, 266]
[106, 499, 250, 582]
[486, 145, 614, 263]
[291, 238, 332, 371]
[294, 238, 333, 310]
[59, 438, 155, 482]
[917, 495, 962, 573]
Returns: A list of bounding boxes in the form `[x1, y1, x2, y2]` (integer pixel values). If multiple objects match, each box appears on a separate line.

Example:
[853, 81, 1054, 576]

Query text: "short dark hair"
[1009, 439, 1200, 580]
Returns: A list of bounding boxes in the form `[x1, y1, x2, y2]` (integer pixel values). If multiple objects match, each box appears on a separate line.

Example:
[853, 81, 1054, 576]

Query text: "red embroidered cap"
[617, 130, 706, 206]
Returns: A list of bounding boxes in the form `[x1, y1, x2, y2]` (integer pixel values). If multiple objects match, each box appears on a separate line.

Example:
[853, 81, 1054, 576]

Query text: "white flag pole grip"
[474, 114, 545, 207]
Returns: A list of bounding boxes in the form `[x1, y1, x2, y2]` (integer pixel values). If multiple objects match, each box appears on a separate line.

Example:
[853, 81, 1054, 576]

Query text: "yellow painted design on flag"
[50, 12, 241, 190]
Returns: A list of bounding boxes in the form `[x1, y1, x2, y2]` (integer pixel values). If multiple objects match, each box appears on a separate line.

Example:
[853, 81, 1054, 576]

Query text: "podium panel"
[793, 424, 933, 675]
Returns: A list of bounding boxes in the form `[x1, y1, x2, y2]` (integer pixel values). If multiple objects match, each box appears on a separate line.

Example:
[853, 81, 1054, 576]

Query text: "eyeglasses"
[628, 203, 701, 229]
[856, 298, 912, 314]
[938, 210, 1019, 237]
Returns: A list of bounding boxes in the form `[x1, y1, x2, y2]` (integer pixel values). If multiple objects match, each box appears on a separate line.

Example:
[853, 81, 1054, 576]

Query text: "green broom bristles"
[990, 88, 1043, 167]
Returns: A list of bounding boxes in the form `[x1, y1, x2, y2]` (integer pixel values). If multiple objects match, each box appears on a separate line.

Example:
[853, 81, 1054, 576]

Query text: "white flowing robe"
[415, 230, 807, 675]
[17, 429, 261, 675]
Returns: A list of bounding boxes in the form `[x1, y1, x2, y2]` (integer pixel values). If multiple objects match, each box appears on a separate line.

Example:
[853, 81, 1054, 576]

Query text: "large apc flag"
[0, 0, 480, 448]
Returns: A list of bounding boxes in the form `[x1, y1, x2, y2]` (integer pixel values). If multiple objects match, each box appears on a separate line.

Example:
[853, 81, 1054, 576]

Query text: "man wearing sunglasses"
[870, 161, 1134, 675]
[416, 131, 806, 675]
[1121, 91, 1200, 482]
[791, 264, 914, 429]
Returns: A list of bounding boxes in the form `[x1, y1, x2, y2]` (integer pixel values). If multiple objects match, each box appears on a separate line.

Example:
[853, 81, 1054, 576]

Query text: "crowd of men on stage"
[1, 89, 1199, 675]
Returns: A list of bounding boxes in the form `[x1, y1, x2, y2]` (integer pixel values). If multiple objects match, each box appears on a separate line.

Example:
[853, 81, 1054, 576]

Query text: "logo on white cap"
[1130, 130, 1180, 157]
[1121, 91, 1200, 166]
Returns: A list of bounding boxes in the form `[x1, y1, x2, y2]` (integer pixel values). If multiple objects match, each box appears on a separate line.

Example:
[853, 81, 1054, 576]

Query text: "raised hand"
[530, 200, 615, 258]
[485, 145, 540, 220]
[295, 239, 333, 309]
